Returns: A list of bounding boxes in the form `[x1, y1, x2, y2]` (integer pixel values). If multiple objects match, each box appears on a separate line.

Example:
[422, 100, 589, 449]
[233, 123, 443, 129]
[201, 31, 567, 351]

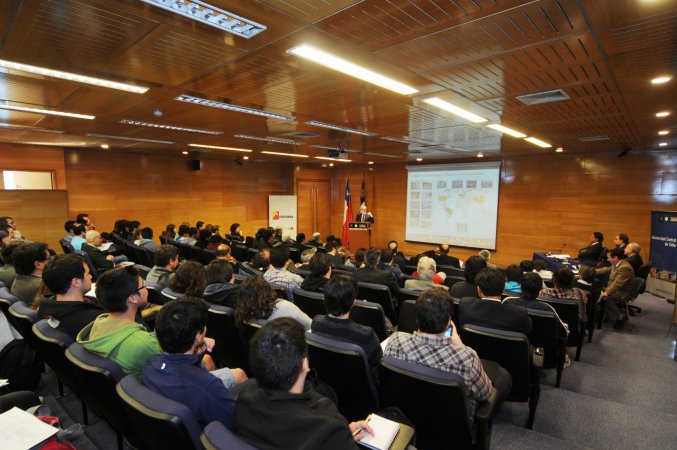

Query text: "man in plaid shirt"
[540, 267, 588, 321]
[384, 288, 492, 421]
[263, 245, 304, 297]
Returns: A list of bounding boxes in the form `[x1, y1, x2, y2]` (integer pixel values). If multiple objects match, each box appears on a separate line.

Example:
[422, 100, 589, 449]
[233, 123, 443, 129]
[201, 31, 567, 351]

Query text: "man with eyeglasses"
[77, 266, 161, 377]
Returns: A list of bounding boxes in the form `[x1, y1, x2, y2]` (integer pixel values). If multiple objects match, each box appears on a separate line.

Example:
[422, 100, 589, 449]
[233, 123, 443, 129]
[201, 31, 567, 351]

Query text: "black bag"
[0, 339, 42, 392]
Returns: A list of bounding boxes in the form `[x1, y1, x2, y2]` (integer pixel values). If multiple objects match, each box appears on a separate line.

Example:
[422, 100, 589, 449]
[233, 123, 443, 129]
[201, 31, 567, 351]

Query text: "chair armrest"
[475, 387, 498, 423]
[532, 347, 544, 368]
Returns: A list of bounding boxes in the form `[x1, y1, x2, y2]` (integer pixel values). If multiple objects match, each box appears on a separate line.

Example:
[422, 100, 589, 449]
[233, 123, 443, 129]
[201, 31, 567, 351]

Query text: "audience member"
[214, 244, 236, 263]
[234, 318, 373, 449]
[596, 247, 635, 329]
[613, 233, 629, 250]
[433, 244, 461, 268]
[203, 260, 239, 308]
[82, 230, 115, 274]
[195, 229, 212, 249]
[353, 247, 367, 269]
[387, 240, 408, 272]
[11, 242, 50, 304]
[405, 256, 447, 291]
[36, 253, 104, 340]
[63, 220, 76, 243]
[0, 241, 19, 288]
[263, 245, 304, 294]
[540, 268, 587, 322]
[337, 246, 353, 267]
[578, 231, 604, 265]
[146, 245, 178, 292]
[450, 255, 486, 299]
[624, 242, 644, 275]
[227, 223, 244, 243]
[296, 248, 315, 271]
[76, 213, 95, 231]
[300, 252, 331, 293]
[178, 227, 198, 246]
[324, 242, 343, 268]
[162, 224, 176, 240]
[206, 234, 222, 251]
[307, 232, 323, 248]
[162, 261, 206, 300]
[532, 259, 553, 282]
[235, 276, 311, 330]
[354, 248, 400, 301]
[138, 227, 159, 251]
[378, 250, 403, 279]
[519, 260, 534, 273]
[250, 248, 270, 272]
[70, 225, 87, 251]
[478, 249, 497, 269]
[257, 229, 274, 250]
[504, 264, 523, 294]
[292, 232, 306, 251]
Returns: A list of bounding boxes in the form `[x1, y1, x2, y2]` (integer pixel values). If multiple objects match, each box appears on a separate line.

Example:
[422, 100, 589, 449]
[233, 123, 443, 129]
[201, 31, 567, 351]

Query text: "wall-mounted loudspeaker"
[191, 159, 201, 171]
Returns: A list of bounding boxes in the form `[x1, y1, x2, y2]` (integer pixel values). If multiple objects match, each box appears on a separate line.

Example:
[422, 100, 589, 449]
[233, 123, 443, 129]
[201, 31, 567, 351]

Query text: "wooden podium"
[348, 222, 370, 251]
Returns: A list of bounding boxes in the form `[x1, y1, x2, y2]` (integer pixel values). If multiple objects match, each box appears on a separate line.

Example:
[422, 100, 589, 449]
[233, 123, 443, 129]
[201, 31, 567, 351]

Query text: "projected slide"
[405, 162, 501, 249]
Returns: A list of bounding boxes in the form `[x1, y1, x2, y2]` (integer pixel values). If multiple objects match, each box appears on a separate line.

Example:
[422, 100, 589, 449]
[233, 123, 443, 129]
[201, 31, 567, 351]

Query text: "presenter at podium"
[356, 205, 374, 223]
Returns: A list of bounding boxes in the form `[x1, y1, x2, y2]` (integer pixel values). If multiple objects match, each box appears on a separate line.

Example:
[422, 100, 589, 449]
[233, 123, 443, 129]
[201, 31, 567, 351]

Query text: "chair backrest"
[75, 250, 99, 280]
[116, 375, 203, 450]
[146, 286, 162, 305]
[230, 244, 248, 263]
[289, 247, 301, 264]
[175, 242, 193, 259]
[632, 277, 645, 300]
[8, 301, 38, 343]
[268, 282, 290, 301]
[443, 275, 465, 290]
[397, 300, 417, 334]
[538, 297, 581, 347]
[130, 244, 152, 266]
[246, 248, 259, 259]
[637, 263, 651, 280]
[438, 265, 465, 278]
[32, 320, 80, 393]
[399, 288, 420, 301]
[292, 289, 326, 319]
[199, 249, 216, 265]
[65, 342, 145, 449]
[206, 304, 249, 371]
[233, 273, 249, 284]
[460, 324, 531, 401]
[357, 282, 397, 324]
[160, 288, 179, 304]
[239, 321, 264, 349]
[59, 239, 74, 254]
[349, 301, 388, 341]
[201, 421, 258, 450]
[135, 264, 152, 280]
[239, 262, 262, 278]
[159, 236, 167, 245]
[291, 268, 311, 278]
[526, 308, 562, 369]
[379, 356, 474, 450]
[244, 236, 256, 249]
[0, 287, 20, 324]
[305, 332, 379, 421]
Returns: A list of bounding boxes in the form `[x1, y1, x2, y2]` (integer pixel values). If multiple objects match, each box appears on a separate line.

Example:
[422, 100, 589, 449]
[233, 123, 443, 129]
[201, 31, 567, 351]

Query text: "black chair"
[628, 277, 645, 315]
[130, 244, 152, 266]
[397, 300, 417, 334]
[289, 247, 301, 264]
[206, 304, 249, 371]
[146, 286, 163, 306]
[403, 265, 417, 275]
[349, 301, 388, 341]
[305, 332, 379, 422]
[539, 297, 584, 361]
[526, 308, 567, 388]
[65, 342, 145, 450]
[117, 375, 203, 450]
[438, 265, 464, 277]
[231, 244, 249, 263]
[8, 301, 39, 345]
[75, 250, 99, 281]
[460, 324, 542, 429]
[59, 239, 74, 254]
[135, 264, 152, 280]
[159, 236, 168, 245]
[246, 248, 259, 260]
[292, 289, 326, 319]
[175, 242, 193, 259]
[239, 320, 264, 349]
[199, 249, 217, 265]
[32, 320, 89, 422]
[379, 355, 497, 450]
[233, 273, 249, 284]
[398, 288, 420, 301]
[291, 268, 311, 278]
[357, 282, 397, 325]
[201, 421, 258, 450]
[444, 275, 465, 290]
[239, 262, 262, 278]
[159, 289, 179, 304]
[245, 236, 256, 249]
[268, 282, 290, 301]
[0, 287, 20, 325]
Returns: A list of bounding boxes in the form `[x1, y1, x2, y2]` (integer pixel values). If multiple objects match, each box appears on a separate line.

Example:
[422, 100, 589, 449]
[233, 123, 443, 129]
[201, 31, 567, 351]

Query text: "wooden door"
[297, 180, 331, 240]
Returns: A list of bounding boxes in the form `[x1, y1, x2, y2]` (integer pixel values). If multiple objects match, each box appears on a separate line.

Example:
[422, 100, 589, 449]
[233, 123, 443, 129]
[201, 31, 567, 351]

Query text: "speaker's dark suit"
[355, 213, 374, 223]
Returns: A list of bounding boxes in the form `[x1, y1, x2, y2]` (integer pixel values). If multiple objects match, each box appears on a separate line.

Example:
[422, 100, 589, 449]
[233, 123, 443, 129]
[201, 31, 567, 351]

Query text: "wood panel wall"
[297, 151, 676, 267]
[0, 143, 67, 189]
[0, 190, 69, 251]
[64, 150, 294, 239]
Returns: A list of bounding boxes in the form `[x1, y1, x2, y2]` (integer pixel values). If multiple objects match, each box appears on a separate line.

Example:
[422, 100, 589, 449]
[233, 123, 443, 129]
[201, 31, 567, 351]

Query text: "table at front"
[532, 252, 580, 273]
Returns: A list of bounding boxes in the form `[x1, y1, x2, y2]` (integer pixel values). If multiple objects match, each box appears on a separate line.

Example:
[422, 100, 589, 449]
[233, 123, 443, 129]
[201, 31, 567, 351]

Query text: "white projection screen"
[405, 162, 501, 250]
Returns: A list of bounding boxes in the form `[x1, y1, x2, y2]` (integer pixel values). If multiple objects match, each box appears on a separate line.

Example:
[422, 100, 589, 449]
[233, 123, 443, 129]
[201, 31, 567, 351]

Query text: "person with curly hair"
[161, 260, 206, 300]
[235, 276, 311, 330]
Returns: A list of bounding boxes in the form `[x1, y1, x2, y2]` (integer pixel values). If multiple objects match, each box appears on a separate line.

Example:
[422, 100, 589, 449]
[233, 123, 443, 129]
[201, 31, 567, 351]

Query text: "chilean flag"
[342, 178, 353, 246]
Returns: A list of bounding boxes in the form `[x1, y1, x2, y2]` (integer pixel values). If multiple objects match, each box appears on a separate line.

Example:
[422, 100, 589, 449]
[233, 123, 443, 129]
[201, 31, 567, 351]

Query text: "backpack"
[0, 339, 42, 392]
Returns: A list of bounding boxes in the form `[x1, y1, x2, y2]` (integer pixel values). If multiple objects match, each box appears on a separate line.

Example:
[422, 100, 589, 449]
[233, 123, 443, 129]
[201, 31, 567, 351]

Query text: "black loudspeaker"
[191, 159, 201, 171]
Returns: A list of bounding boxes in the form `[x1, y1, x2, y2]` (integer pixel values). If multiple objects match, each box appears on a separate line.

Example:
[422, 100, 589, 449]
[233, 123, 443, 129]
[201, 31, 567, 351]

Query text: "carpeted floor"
[38, 292, 677, 449]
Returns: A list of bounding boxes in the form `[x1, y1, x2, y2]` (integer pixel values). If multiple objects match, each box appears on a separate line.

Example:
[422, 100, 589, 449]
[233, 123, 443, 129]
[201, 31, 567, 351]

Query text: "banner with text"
[646, 210, 677, 300]
[269, 195, 297, 239]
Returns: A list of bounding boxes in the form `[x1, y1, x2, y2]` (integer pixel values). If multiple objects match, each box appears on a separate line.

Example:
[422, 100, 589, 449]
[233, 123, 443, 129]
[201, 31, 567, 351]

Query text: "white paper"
[97, 242, 113, 251]
[0, 407, 58, 450]
[85, 282, 96, 298]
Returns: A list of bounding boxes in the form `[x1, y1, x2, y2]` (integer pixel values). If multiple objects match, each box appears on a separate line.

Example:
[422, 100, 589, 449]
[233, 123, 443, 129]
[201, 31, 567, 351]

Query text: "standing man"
[355, 205, 374, 223]
[596, 247, 635, 329]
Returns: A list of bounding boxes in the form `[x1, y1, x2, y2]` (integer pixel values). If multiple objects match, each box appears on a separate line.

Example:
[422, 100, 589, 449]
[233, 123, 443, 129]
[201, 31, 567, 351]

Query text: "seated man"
[178, 227, 198, 246]
[70, 225, 87, 251]
[450, 256, 486, 299]
[233, 318, 373, 449]
[295, 248, 315, 271]
[77, 266, 162, 377]
[504, 264, 523, 294]
[0, 242, 19, 288]
[138, 227, 159, 251]
[11, 242, 50, 304]
[300, 252, 331, 293]
[82, 230, 115, 274]
[624, 242, 644, 275]
[202, 259, 239, 308]
[384, 288, 493, 421]
[458, 268, 532, 335]
[306, 232, 324, 248]
[37, 253, 104, 340]
[311, 275, 382, 380]
[540, 268, 587, 322]
[354, 248, 400, 301]
[378, 250, 403, 279]
[405, 256, 448, 291]
[263, 245, 304, 294]
[324, 242, 343, 268]
[63, 220, 76, 243]
[575, 265, 603, 305]
[596, 247, 635, 329]
[433, 244, 461, 269]
[146, 245, 178, 292]
[478, 249, 497, 270]
[532, 259, 553, 282]
[578, 231, 604, 265]
[142, 298, 245, 428]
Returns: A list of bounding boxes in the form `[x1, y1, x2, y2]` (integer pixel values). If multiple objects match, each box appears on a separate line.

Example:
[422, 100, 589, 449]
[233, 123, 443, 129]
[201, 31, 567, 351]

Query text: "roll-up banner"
[646, 211, 677, 301]
[269, 195, 298, 239]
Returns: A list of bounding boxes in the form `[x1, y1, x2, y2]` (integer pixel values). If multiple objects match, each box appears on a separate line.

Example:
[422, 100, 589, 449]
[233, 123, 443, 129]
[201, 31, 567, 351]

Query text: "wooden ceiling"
[0, 0, 674, 164]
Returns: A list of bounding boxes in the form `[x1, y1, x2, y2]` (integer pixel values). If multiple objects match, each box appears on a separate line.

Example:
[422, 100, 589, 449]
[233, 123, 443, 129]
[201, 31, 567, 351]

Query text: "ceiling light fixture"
[182, 151, 189, 155]
[0, 59, 148, 93]
[234, 134, 303, 145]
[477, 152, 484, 158]
[329, 163, 334, 167]
[315, 156, 352, 162]
[305, 120, 376, 137]
[525, 137, 552, 148]
[415, 157, 423, 162]
[0, 123, 65, 134]
[651, 76, 672, 84]
[175, 95, 294, 120]
[243, 156, 249, 160]
[288, 44, 418, 95]
[119, 119, 222, 135]
[100, 144, 109, 149]
[656, 111, 670, 117]
[368, 161, 374, 165]
[139, 0, 266, 39]
[658, 130, 669, 135]
[188, 143, 252, 152]
[0, 102, 95, 119]
[556, 147, 564, 153]
[261, 151, 308, 158]
[15, 141, 89, 147]
[486, 123, 527, 138]
[659, 142, 668, 146]
[423, 98, 488, 123]
[85, 133, 175, 144]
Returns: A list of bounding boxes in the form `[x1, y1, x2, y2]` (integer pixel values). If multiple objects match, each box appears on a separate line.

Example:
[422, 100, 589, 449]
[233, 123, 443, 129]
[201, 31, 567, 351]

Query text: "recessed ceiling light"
[659, 142, 668, 146]
[658, 130, 669, 135]
[423, 98, 488, 123]
[305, 120, 376, 137]
[0, 123, 65, 134]
[556, 147, 564, 153]
[188, 143, 252, 152]
[525, 137, 552, 148]
[651, 76, 672, 84]
[656, 111, 670, 117]
[139, 0, 266, 39]
[486, 124, 527, 138]
[288, 44, 418, 95]
[368, 161, 374, 165]
[0, 59, 148, 93]
[100, 144, 109, 149]
[0, 102, 95, 119]
[416, 157, 423, 162]
[85, 133, 175, 144]
[261, 151, 309, 158]
[315, 156, 352, 162]
[477, 152, 484, 158]
[175, 95, 294, 120]
[14, 141, 89, 147]
[234, 134, 303, 145]
[120, 119, 222, 135]
[182, 151, 189, 155]
[329, 163, 334, 167]
[243, 156, 249, 160]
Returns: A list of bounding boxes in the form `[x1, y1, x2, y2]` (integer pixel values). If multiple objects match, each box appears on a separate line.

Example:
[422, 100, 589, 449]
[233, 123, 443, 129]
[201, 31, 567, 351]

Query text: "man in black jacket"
[578, 231, 604, 265]
[353, 248, 400, 302]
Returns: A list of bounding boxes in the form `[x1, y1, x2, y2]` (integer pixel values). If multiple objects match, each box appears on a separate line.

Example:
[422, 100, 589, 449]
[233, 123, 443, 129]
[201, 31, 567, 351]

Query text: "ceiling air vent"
[279, 131, 320, 139]
[516, 89, 570, 105]
[578, 135, 610, 142]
